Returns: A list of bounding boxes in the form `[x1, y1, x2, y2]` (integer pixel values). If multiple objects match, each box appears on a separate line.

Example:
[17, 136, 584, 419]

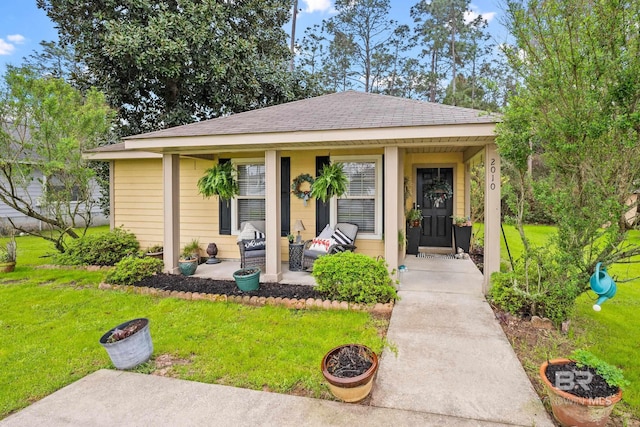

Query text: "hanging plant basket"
[311, 162, 348, 203]
[291, 173, 315, 206]
[197, 161, 239, 201]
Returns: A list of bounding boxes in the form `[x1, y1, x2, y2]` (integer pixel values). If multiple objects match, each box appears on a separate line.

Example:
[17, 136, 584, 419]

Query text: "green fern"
[571, 349, 629, 389]
[311, 162, 348, 203]
[197, 161, 239, 200]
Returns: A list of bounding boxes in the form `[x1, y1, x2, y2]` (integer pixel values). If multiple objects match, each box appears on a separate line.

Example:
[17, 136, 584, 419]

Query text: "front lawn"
[499, 224, 640, 419]
[0, 230, 387, 419]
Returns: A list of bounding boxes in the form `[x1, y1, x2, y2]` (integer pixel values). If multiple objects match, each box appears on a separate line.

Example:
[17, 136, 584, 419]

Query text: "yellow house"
[87, 91, 502, 292]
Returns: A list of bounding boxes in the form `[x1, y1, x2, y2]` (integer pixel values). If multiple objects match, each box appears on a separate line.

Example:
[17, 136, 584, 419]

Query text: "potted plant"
[0, 234, 17, 273]
[144, 244, 163, 260]
[99, 318, 153, 370]
[406, 208, 423, 227]
[321, 344, 379, 403]
[287, 233, 295, 244]
[183, 239, 201, 263]
[311, 162, 348, 203]
[178, 247, 198, 276]
[539, 350, 627, 427]
[197, 161, 239, 202]
[452, 216, 472, 254]
[232, 267, 261, 291]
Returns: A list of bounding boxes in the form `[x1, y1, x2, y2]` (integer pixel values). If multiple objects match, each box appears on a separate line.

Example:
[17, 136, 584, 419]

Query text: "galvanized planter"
[99, 318, 153, 370]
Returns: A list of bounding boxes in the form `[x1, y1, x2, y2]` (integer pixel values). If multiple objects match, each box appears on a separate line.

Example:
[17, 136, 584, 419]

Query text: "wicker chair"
[302, 223, 358, 271]
[237, 221, 266, 270]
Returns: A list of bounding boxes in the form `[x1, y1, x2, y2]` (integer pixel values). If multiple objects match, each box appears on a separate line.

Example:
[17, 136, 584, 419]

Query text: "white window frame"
[329, 155, 383, 239]
[231, 158, 265, 234]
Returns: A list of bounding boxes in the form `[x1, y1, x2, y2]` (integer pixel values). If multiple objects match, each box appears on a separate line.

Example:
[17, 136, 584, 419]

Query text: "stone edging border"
[98, 283, 394, 315]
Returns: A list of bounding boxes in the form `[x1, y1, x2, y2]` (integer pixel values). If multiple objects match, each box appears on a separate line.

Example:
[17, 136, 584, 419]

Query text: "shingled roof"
[126, 91, 499, 141]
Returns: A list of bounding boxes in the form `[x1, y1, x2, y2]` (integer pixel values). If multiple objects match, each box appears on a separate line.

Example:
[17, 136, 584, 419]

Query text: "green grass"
[0, 228, 386, 419]
[496, 224, 640, 417]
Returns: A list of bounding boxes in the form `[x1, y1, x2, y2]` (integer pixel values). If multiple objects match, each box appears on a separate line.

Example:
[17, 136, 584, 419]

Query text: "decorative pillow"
[238, 223, 261, 241]
[242, 239, 266, 252]
[308, 238, 335, 253]
[331, 228, 353, 246]
[318, 224, 335, 239]
[254, 231, 266, 239]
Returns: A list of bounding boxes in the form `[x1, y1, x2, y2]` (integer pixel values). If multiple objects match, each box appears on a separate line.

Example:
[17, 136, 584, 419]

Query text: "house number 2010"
[490, 158, 497, 191]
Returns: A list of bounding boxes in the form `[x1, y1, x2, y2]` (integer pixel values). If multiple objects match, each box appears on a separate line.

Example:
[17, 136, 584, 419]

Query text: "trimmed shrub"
[55, 227, 139, 266]
[105, 256, 164, 286]
[312, 251, 398, 304]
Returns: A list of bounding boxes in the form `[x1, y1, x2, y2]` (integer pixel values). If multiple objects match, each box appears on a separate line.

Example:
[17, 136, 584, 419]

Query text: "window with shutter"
[331, 156, 382, 237]
[232, 160, 265, 231]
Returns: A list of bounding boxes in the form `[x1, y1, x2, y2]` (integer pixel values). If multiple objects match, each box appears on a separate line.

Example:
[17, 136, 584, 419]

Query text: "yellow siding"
[114, 147, 462, 261]
[113, 159, 164, 248]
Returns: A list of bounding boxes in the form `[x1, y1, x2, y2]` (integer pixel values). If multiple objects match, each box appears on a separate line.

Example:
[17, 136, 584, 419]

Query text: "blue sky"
[0, 1, 506, 74]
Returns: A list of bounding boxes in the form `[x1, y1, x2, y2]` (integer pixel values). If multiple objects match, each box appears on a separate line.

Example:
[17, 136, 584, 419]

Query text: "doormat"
[416, 253, 457, 260]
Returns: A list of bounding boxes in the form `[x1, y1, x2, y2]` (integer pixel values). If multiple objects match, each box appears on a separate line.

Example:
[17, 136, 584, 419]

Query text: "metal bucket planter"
[99, 318, 153, 370]
[539, 358, 622, 427]
[321, 344, 379, 403]
[233, 267, 260, 291]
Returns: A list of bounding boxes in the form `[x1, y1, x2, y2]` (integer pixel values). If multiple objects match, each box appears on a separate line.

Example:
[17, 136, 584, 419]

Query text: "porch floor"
[192, 260, 317, 286]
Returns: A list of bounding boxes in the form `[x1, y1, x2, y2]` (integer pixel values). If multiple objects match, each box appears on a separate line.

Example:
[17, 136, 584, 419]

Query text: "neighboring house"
[86, 91, 502, 291]
[0, 122, 108, 232]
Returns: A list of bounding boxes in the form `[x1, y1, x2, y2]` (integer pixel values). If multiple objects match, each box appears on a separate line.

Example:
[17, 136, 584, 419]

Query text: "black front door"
[417, 168, 453, 247]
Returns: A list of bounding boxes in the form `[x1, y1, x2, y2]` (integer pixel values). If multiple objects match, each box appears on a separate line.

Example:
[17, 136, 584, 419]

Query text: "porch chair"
[302, 223, 358, 271]
[237, 221, 266, 270]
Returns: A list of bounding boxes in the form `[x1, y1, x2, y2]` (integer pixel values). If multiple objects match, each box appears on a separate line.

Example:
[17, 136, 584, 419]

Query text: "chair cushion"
[304, 249, 326, 260]
[238, 223, 264, 242]
[242, 239, 266, 252]
[244, 249, 266, 258]
[318, 224, 335, 239]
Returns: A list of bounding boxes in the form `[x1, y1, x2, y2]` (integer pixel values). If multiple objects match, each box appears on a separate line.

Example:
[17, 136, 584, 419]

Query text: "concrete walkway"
[1, 257, 552, 427]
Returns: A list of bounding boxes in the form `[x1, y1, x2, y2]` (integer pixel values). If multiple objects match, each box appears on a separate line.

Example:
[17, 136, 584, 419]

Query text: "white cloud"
[0, 39, 16, 55]
[464, 5, 496, 25]
[7, 34, 25, 44]
[301, 0, 334, 14]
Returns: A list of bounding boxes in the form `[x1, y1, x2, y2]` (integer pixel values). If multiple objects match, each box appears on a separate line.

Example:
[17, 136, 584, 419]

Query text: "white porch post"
[484, 143, 501, 294]
[109, 160, 115, 230]
[163, 154, 180, 274]
[384, 146, 401, 273]
[264, 150, 282, 282]
[464, 162, 471, 219]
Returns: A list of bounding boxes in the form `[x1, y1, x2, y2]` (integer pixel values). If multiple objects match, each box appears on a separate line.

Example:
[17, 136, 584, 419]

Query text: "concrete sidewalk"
[1, 257, 552, 427]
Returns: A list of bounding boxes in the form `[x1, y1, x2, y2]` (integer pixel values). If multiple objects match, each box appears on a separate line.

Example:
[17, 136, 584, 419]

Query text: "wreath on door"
[291, 173, 315, 206]
[424, 178, 453, 208]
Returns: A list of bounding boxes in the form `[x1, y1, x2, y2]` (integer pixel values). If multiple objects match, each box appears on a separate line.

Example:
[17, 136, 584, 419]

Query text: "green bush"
[105, 256, 164, 286]
[55, 227, 139, 266]
[489, 250, 580, 325]
[312, 251, 398, 304]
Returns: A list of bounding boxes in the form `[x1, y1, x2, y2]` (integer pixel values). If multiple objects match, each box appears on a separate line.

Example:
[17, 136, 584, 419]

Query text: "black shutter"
[381, 154, 385, 235]
[281, 157, 290, 236]
[218, 158, 232, 235]
[315, 156, 331, 235]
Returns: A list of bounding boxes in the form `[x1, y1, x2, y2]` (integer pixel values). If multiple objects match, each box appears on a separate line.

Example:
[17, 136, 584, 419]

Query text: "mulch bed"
[135, 273, 325, 300]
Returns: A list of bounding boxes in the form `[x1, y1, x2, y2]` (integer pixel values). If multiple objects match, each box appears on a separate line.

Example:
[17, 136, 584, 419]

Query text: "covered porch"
[86, 91, 501, 293]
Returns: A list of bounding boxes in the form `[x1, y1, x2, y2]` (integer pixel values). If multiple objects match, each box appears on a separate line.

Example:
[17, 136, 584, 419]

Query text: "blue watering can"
[589, 262, 617, 312]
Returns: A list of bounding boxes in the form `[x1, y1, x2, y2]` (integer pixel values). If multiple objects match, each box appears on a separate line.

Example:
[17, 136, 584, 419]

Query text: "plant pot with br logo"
[539, 354, 625, 427]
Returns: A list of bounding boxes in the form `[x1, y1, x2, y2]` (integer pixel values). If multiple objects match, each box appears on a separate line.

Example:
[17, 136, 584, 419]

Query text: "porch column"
[464, 161, 471, 219]
[163, 154, 180, 274]
[484, 143, 501, 294]
[109, 160, 115, 230]
[264, 150, 282, 282]
[384, 146, 401, 273]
